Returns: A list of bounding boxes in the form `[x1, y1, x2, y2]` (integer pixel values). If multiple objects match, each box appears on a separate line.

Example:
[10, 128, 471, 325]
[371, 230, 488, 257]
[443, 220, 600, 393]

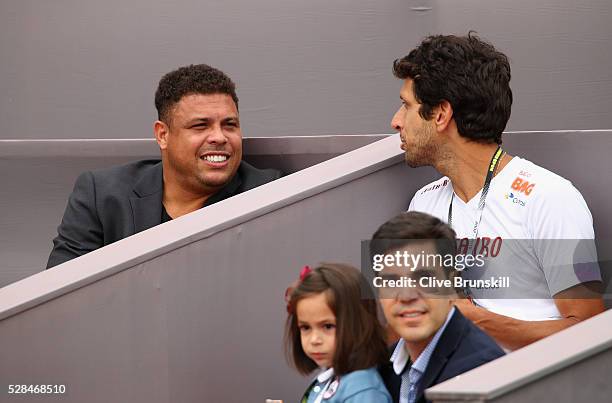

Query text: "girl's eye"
[323, 323, 336, 330]
[299, 325, 310, 332]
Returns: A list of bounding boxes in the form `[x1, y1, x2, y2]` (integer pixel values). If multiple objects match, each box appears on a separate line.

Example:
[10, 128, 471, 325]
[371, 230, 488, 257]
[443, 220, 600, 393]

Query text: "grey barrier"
[0, 134, 432, 402]
[425, 309, 612, 403]
[0, 134, 386, 287]
[1, 131, 611, 402]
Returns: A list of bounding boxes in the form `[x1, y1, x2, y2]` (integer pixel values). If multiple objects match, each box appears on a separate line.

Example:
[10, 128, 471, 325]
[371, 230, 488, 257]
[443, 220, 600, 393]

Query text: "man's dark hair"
[285, 263, 388, 376]
[371, 211, 458, 281]
[154, 64, 239, 124]
[393, 33, 512, 144]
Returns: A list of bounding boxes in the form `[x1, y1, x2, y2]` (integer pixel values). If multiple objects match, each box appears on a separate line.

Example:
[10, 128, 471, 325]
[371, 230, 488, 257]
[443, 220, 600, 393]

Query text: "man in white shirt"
[390, 33, 604, 350]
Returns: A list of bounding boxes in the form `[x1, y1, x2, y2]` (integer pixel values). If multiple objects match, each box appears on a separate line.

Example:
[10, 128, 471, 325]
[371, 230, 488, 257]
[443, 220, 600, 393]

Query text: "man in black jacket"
[372, 212, 504, 403]
[47, 64, 280, 268]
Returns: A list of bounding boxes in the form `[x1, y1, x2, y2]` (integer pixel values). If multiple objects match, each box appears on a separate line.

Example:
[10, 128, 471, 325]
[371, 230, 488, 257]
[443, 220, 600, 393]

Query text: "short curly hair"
[393, 33, 512, 144]
[154, 64, 239, 124]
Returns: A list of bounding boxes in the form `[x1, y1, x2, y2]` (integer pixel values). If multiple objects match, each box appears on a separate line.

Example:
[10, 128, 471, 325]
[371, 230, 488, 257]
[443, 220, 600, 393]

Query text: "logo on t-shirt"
[420, 179, 449, 195]
[511, 177, 536, 196]
[505, 192, 526, 206]
[457, 236, 502, 257]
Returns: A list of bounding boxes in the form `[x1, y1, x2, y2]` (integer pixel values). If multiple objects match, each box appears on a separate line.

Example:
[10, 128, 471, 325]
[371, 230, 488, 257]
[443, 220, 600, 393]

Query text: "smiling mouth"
[200, 153, 230, 164]
[396, 309, 427, 319]
[399, 312, 423, 318]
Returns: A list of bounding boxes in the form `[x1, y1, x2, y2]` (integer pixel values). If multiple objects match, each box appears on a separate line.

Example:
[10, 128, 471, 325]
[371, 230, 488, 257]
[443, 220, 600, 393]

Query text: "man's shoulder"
[505, 157, 577, 197]
[443, 309, 505, 371]
[85, 159, 162, 191]
[90, 159, 161, 181]
[503, 157, 592, 227]
[237, 161, 282, 190]
[408, 176, 452, 213]
[414, 177, 452, 198]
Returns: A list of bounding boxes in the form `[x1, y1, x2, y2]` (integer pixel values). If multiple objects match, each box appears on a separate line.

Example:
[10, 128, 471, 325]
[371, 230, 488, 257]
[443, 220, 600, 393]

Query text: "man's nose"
[391, 107, 403, 132]
[206, 125, 228, 144]
[396, 283, 421, 303]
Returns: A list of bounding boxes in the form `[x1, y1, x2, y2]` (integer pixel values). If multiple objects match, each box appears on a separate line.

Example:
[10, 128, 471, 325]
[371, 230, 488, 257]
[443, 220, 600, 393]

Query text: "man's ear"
[154, 120, 169, 150]
[433, 100, 454, 133]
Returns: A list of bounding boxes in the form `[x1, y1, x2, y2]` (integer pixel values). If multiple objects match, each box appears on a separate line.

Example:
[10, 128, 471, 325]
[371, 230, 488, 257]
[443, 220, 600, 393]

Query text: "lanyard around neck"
[447, 145, 504, 240]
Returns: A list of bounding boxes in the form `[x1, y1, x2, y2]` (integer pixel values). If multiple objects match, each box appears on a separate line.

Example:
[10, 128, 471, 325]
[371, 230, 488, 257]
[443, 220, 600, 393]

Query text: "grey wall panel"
[426, 309, 612, 402]
[490, 348, 612, 403]
[433, 0, 612, 132]
[0, 0, 419, 139]
[2, 1, 610, 140]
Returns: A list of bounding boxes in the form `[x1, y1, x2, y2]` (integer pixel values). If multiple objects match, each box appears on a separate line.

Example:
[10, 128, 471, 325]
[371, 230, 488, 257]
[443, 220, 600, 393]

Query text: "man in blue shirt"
[372, 212, 504, 403]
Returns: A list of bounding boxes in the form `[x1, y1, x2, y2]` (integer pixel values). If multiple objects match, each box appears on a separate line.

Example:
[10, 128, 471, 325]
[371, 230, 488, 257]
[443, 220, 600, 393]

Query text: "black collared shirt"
[160, 162, 280, 222]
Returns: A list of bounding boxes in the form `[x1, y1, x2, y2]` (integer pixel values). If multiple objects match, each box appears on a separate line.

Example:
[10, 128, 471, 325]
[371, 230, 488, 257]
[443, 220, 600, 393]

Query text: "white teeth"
[401, 312, 422, 318]
[203, 155, 228, 163]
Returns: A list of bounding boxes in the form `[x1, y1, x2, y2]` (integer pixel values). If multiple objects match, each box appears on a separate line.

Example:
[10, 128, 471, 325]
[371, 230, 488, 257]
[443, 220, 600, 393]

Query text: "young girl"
[285, 263, 392, 403]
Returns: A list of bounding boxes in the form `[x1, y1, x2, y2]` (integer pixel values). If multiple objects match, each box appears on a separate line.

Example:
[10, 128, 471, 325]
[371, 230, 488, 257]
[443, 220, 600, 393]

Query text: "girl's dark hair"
[284, 263, 388, 376]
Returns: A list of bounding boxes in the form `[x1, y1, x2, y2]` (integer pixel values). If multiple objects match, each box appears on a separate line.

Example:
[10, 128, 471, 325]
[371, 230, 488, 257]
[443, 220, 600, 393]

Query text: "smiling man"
[47, 64, 281, 268]
[373, 212, 504, 403]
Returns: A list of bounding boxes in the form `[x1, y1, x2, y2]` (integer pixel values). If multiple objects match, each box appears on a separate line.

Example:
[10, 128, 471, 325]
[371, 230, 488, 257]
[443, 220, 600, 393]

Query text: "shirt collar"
[316, 367, 335, 383]
[390, 306, 456, 375]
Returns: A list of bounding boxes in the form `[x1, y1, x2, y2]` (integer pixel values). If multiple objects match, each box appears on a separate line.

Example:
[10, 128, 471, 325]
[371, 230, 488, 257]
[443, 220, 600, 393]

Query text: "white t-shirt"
[408, 156, 601, 321]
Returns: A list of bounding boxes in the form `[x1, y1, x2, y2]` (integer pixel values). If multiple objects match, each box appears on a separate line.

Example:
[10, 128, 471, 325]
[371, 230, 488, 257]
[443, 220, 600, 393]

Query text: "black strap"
[448, 146, 503, 242]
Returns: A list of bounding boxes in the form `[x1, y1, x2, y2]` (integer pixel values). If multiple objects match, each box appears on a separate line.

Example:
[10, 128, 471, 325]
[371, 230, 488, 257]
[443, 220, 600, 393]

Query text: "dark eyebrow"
[315, 318, 335, 325]
[186, 117, 210, 126]
[380, 273, 401, 280]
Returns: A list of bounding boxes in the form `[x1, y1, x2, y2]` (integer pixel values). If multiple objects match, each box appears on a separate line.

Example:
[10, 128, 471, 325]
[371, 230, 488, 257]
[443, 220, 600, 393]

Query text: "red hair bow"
[285, 265, 312, 313]
[299, 265, 312, 281]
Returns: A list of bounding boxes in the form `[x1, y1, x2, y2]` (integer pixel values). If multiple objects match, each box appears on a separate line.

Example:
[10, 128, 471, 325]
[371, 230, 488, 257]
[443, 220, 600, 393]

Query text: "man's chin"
[405, 158, 424, 168]
[197, 172, 235, 190]
[397, 329, 431, 343]
[405, 154, 430, 168]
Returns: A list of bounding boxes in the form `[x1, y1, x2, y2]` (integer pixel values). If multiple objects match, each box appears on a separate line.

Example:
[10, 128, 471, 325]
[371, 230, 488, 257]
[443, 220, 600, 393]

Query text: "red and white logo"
[519, 170, 532, 178]
[511, 177, 536, 196]
[457, 237, 502, 257]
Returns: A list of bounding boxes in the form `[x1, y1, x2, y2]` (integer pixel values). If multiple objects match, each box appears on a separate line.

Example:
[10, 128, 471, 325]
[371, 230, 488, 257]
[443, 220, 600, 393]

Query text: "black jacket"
[378, 309, 505, 403]
[47, 159, 281, 268]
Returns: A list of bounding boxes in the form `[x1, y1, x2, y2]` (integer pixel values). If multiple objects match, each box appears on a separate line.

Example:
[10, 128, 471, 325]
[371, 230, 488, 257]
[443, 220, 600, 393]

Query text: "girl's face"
[296, 292, 336, 369]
